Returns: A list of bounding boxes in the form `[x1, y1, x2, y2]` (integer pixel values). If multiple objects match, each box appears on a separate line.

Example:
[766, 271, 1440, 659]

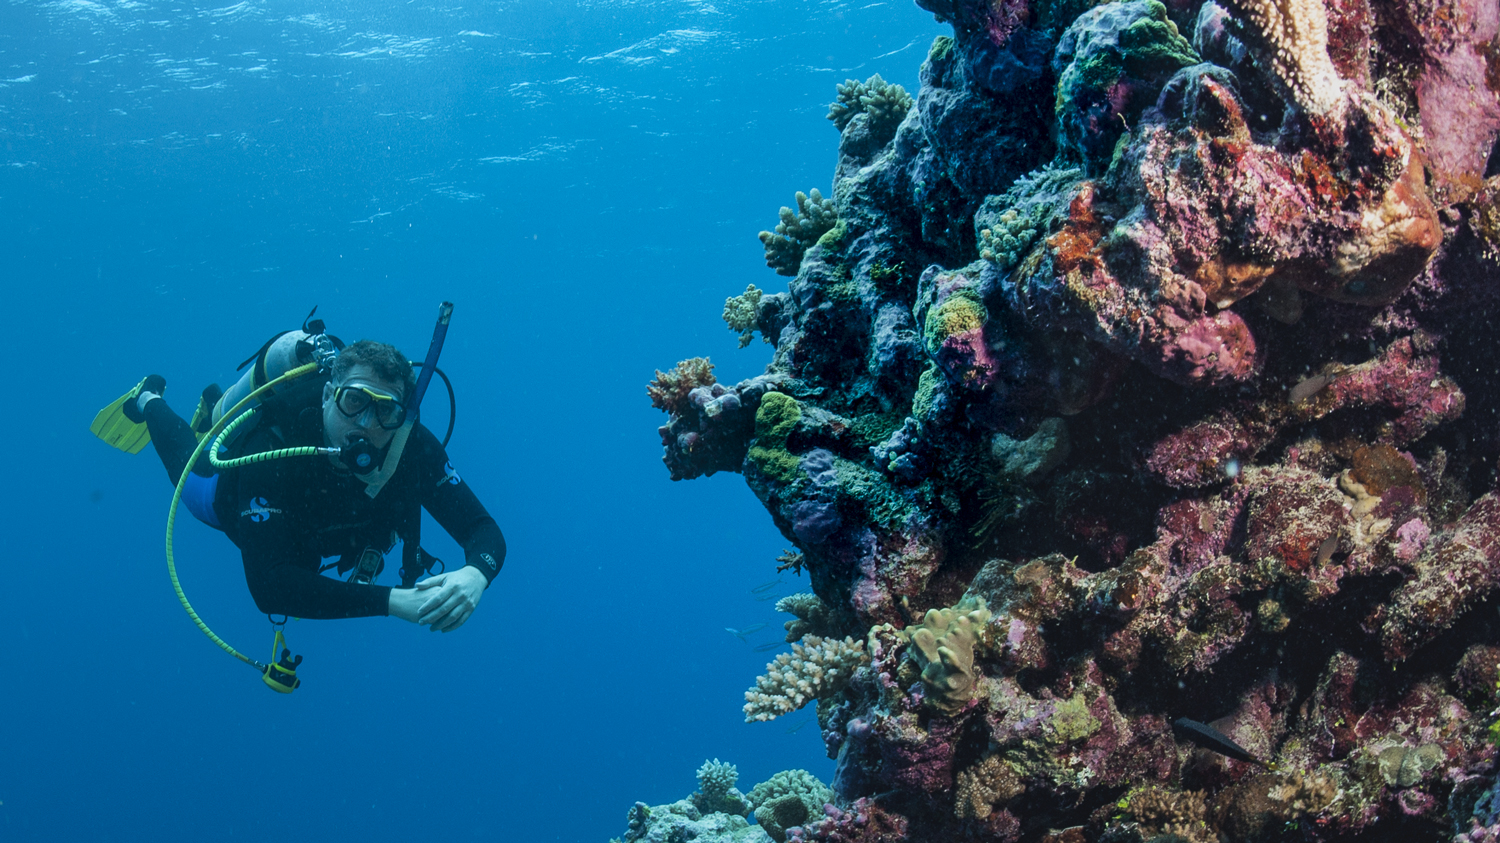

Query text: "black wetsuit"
[144, 398, 505, 619]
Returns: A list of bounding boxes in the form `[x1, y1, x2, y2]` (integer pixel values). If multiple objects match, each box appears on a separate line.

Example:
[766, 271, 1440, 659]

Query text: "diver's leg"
[141, 397, 202, 484]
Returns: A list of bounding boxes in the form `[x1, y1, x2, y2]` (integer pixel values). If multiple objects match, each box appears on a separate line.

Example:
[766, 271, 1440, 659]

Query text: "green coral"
[976, 164, 1083, 271]
[747, 392, 802, 484]
[868, 260, 907, 297]
[1048, 693, 1103, 743]
[1052, 0, 1199, 172]
[1118, 1, 1200, 78]
[848, 410, 905, 449]
[827, 73, 913, 138]
[928, 35, 953, 64]
[748, 769, 833, 843]
[924, 290, 987, 356]
[759, 189, 838, 277]
[1056, 0, 1196, 114]
[723, 284, 766, 348]
[815, 221, 846, 251]
[1075, 47, 1127, 93]
[834, 457, 917, 529]
[904, 595, 992, 714]
[912, 365, 943, 420]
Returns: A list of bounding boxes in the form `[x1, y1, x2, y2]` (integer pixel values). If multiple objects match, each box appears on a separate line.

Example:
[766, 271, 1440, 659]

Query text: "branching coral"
[743, 635, 869, 722]
[758, 189, 837, 277]
[610, 761, 777, 843]
[827, 73, 914, 139]
[646, 357, 716, 416]
[1118, 786, 1216, 843]
[1216, 0, 1346, 117]
[976, 165, 1083, 271]
[776, 592, 837, 642]
[692, 758, 752, 817]
[723, 283, 767, 348]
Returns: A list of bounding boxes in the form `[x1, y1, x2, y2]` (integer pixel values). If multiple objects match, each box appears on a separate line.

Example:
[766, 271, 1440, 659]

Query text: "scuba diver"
[93, 307, 505, 670]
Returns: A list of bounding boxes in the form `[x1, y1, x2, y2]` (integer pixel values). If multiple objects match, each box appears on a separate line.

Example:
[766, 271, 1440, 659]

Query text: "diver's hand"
[414, 566, 487, 632]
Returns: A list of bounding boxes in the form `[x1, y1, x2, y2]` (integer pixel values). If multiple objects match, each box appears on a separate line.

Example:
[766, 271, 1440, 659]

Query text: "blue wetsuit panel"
[183, 473, 222, 530]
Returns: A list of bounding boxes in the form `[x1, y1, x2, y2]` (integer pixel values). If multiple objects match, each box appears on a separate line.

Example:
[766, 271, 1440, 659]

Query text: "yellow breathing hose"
[164, 361, 325, 671]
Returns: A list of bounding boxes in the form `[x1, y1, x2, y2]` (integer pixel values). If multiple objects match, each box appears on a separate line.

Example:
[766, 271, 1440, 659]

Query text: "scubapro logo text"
[242, 497, 282, 523]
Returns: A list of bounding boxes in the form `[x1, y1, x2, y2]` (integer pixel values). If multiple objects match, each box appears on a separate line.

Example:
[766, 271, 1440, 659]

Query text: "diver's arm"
[416, 427, 507, 585]
[241, 548, 393, 619]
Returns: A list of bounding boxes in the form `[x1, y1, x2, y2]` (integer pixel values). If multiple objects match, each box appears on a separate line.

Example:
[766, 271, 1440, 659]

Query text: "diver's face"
[322, 363, 407, 454]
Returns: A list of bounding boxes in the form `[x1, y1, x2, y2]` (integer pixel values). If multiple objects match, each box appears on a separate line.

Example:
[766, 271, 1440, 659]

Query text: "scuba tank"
[210, 309, 343, 451]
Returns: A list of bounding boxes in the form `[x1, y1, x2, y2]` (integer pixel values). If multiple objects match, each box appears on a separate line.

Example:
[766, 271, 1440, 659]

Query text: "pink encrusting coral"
[641, 0, 1500, 838]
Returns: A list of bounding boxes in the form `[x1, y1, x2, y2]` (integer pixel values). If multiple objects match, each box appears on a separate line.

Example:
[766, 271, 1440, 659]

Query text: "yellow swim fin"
[189, 383, 223, 442]
[90, 376, 161, 454]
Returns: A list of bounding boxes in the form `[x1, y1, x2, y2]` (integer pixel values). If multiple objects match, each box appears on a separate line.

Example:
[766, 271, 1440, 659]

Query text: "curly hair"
[331, 339, 417, 400]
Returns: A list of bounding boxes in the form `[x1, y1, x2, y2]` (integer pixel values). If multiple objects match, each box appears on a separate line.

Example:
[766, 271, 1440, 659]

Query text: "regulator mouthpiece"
[340, 437, 380, 475]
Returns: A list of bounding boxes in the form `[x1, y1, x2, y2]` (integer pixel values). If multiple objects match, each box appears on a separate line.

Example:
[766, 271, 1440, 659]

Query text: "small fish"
[784, 719, 810, 734]
[751, 580, 783, 595]
[754, 592, 784, 602]
[1288, 373, 1333, 404]
[726, 623, 769, 642]
[1315, 535, 1339, 566]
[1172, 718, 1273, 768]
[753, 641, 785, 652]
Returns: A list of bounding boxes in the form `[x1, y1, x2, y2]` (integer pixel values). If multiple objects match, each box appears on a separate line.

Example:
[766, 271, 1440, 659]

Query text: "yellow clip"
[261, 628, 303, 694]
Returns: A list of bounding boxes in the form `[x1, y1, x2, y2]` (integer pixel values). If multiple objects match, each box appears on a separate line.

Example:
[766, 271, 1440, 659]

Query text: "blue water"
[0, 0, 945, 839]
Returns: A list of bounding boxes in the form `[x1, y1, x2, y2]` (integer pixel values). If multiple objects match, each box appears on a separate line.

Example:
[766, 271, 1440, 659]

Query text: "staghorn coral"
[743, 635, 869, 722]
[759, 189, 838, 277]
[647, 357, 716, 416]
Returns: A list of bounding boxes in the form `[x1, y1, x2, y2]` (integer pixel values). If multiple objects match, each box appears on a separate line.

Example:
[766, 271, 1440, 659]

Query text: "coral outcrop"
[611, 764, 833, 843]
[749, 770, 836, 843]
[648, 0, 1500, 836]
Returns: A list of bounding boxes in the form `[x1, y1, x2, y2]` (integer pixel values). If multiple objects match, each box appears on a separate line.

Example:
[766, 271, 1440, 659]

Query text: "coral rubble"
[647, 0, 1500, 837]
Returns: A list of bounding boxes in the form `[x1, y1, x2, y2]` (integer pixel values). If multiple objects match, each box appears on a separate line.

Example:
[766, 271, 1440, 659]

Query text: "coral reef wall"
[651, 0, 1500, 838]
